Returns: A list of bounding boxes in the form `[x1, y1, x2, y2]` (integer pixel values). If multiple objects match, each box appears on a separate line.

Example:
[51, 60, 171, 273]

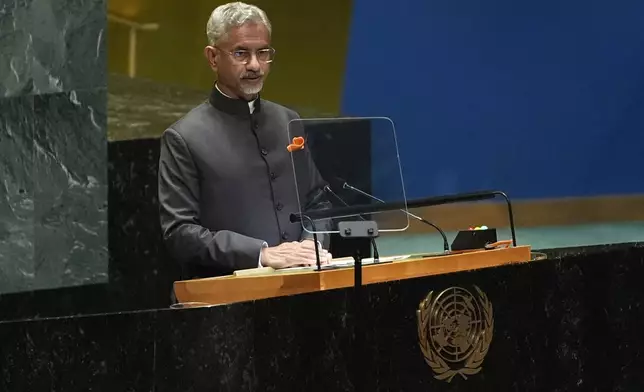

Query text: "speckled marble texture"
[0, 96, 35, 293]
[1, 244, 643, 391]
[0, 0, 107, 295]
[0, 0, 106, 96]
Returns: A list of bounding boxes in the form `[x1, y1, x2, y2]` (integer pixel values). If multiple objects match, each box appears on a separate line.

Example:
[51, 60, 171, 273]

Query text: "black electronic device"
[451, 227, 498, 251]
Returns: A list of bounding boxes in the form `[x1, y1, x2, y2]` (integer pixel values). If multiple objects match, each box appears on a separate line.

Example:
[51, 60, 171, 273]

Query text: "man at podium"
[157, 2, 331, 279]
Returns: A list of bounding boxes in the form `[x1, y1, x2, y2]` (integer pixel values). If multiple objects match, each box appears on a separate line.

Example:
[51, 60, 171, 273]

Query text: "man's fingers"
[285, 256, 316, 267]
[298, 248, 328, 259]
[299, 240, 316, 250]
[299, 240, 331, 256]
[275, 241, 333, 268]
[279, 242, 299, 250]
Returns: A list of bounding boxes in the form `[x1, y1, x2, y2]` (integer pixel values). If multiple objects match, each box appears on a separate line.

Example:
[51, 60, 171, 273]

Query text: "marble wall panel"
[0, 0, 34, 96]
[0, 310, 155, 391]
[0, 0, 106, 97]
[32, 90, 108, 291]
[0, 0, 107, 296]
[31, 0, 106, 94]
[0, 95, 35, 293]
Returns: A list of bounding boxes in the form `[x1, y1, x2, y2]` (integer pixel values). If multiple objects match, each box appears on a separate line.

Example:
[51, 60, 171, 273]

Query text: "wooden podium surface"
[174, 245, 532, 306]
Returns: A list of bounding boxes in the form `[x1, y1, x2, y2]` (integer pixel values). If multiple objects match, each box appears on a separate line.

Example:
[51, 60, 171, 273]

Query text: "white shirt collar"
[215, 83, 256, 113]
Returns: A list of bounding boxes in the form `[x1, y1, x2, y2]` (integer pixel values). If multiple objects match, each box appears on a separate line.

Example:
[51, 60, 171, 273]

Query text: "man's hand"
[260, 240, 332, 269]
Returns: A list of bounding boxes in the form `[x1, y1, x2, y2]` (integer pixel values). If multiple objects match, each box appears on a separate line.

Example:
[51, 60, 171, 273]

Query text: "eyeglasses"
[217, 47, 276, 64]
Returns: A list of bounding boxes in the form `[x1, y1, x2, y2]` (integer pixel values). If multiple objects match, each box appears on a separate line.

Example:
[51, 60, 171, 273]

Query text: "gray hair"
[206, 2, 272, 46]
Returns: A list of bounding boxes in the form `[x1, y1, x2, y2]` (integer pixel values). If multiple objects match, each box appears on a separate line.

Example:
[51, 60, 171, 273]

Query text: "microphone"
[339, 180, 450, 253]
[302, 186, 328, 210]
[299, 187, 517, 248]
[301, 190, 495, 219]
[322, 185, 381, 262]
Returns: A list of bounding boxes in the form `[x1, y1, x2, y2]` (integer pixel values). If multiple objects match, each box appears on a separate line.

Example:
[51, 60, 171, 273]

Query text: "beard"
[240, 79, 264, 96]
[239, 72, 265, 96]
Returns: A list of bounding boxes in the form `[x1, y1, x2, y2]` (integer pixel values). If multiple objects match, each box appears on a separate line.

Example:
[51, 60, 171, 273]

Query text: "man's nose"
[246, 54, 261, 71]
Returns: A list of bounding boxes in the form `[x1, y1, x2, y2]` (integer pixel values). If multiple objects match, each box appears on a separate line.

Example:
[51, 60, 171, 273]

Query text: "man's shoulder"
[164, 101, 214, 139]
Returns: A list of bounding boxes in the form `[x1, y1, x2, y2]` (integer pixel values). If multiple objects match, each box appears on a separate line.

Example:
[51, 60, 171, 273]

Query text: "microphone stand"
[337, 220, 377, 392]
[493, 191, 517, 247]
[302, 189, 519, 248]
[323, 185, 380, 262]
[292, 214, 322, 271]
[290, 212, 375, 392]
[342, 183, 450, 253]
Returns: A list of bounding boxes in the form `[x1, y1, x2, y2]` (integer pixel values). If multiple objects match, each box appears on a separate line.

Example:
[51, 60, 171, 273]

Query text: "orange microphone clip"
[287, 136, 305, 152]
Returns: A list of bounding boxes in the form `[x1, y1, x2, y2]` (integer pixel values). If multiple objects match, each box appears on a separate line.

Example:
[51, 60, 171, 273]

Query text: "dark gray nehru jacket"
[158, 86, 327, 278]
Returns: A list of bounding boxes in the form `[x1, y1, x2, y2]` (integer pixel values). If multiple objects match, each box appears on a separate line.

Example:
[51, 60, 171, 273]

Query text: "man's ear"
[204, 46, 218, 71]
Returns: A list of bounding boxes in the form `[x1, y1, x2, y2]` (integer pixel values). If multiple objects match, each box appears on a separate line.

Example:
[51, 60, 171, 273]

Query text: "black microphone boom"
[341, 182, 450, 252]
[292, 190, 518, 247]
[295, 191, 494, 220]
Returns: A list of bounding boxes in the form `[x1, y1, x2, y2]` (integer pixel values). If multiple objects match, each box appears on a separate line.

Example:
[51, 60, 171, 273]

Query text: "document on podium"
[286, 254, 413, 272]
[233, 254, 413, 276]
[287, 116, 410, 236]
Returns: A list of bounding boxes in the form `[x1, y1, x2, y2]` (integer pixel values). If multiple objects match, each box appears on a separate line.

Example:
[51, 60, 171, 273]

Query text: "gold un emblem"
[417, 286, 494, 383]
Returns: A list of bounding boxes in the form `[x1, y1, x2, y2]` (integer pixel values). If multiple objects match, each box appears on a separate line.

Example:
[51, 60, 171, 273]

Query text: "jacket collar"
[208, 82, 261, 116]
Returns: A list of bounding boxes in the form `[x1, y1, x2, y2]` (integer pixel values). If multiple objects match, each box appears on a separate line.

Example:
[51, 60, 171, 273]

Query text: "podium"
[170, 245, 538, 390]
[3, 243, 642, 391]
[170, 116, 547, 389]
[173, 246, 532, 306]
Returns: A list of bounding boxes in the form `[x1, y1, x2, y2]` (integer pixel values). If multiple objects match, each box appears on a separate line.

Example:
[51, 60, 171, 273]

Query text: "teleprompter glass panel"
[287, 117, 409, 235]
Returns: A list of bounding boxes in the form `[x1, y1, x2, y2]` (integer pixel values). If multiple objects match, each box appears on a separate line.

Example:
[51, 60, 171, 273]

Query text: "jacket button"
[282, 232, 289, 240]
[261, 148, 268, 156]
[276, 202, 283, 211]
[270, 172, 277, 180]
